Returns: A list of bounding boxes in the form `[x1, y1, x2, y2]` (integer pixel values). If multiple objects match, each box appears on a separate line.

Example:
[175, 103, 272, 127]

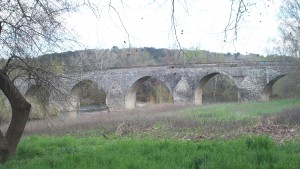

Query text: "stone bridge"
[18, 62, 299, 113]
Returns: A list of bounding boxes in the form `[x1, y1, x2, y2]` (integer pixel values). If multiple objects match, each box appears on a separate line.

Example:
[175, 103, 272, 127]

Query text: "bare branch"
[170, 0, 185, 64]
[0, 21, 2, 35]
[224, 0, 254, 42]
[108, 4, 131, 47]
[277, 0, 300, 57]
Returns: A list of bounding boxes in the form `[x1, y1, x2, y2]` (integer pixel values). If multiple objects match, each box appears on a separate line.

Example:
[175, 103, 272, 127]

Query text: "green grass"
[1, 135, 300, 169]
[185, 98, 300, 121]
[1, 99, 300, 168]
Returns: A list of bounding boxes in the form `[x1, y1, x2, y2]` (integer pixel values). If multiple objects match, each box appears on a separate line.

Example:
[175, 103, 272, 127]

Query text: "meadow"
[1, 99, 300, 168]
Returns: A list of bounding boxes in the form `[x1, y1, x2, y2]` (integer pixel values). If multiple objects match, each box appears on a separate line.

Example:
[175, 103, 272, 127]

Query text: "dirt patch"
[1, 103, 300, 142]
[240, 124, 300, 143]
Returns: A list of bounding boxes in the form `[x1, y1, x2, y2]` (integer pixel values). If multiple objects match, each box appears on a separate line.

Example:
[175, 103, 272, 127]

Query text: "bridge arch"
[70, 79, 107, 114]
[261, 74, 286, 101]
[25, 84, 50, 119]
[125, 76, 173, 109]
[25, 85, 50, 102]
[195, 72, 238, 105]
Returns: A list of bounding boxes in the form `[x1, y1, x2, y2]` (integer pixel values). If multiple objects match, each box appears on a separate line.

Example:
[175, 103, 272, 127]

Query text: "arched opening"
[195, 73, 238, 105]
[25, 85, 50, 119]
[70, 80, 107, 114]
[261, 75, 287, 101]
[125, 76, 173, 109]
[272, 74, 300, 99]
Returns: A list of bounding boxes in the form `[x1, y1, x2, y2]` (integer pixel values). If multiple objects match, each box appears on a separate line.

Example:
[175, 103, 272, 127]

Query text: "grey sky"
[66, 0, 281, 55]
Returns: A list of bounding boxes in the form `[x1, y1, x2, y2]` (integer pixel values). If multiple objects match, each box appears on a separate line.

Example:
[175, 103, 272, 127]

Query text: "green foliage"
[136, 78, 173, 104]
[152, 84, 173, 103]
[183, 47, 228, 64]
[184, 48, 206, 64]
[202, 74, 238, 103]
[1, 135, 299, 169]
[72, 80, 106, 106]
[272, 75, 300, 99]
[50, 58, 64, 75]
[144, 47, 166, 62]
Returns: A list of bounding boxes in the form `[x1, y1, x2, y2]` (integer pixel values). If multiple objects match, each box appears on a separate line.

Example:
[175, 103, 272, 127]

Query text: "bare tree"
[0, 0, 76, 163]
[277, 0, 300, 57]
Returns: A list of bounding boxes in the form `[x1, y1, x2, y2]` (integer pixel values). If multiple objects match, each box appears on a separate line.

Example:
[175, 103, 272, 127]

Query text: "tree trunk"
[0, 131, 9, 163]
[213, 77, 218, 102]
[0, 70, 31, 163]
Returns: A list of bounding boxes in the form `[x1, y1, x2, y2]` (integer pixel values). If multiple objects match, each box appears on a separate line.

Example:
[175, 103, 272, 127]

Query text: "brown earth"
[1, 103, 299, 143]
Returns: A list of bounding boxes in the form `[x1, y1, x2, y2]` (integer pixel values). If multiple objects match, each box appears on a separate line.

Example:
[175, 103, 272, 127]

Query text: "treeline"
[37, 47, 299, 74]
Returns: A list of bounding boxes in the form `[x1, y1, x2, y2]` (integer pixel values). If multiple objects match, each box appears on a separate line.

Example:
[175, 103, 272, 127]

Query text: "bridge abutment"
[106, 81, 126, 110]
[238, 88, 262, 102]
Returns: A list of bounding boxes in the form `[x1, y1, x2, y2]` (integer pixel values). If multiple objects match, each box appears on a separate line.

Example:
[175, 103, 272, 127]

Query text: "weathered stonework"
[174, 75, 193, 104]
[18, 63, 299, 112]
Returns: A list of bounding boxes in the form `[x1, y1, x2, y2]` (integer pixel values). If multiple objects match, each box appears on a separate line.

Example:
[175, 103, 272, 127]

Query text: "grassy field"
[1, 99, 300, 168]
[1, 135, 300, 169]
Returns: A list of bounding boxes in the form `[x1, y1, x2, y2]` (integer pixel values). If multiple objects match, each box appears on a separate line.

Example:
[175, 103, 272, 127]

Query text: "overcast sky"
[66, 0, 281, 55]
